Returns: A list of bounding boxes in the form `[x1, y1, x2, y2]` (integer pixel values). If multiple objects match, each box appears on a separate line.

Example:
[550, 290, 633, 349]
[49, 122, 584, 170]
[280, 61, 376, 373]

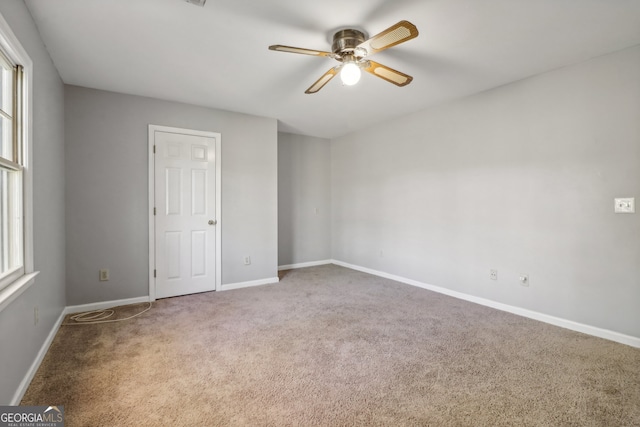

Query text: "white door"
[151, 127, 220, 299]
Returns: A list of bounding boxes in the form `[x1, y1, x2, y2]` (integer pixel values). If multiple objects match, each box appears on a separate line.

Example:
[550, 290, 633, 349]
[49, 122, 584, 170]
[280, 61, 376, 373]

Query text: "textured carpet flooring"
[22, 265, 640, 426]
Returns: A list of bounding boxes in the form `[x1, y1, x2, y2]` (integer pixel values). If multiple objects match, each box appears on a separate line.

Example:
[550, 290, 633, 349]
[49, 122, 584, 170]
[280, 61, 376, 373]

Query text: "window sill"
[0, 271, 40, 313]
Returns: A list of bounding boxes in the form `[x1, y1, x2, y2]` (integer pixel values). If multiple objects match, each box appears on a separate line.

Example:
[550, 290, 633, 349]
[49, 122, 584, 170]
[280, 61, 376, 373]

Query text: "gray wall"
[278, 132, 331, 266]
[332, 46, 640, 338]
[0, 1, 66, 404]
[65, 86, 277, 305]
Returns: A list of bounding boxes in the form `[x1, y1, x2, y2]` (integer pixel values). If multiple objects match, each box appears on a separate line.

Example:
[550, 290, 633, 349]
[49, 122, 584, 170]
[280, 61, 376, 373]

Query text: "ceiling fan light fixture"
[268, 20, 418, 93]
[340, 62, 361, 86]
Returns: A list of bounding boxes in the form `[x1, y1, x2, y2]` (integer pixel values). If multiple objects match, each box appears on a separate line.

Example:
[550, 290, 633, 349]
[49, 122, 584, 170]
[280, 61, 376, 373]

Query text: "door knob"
[208, 219, 217, 225]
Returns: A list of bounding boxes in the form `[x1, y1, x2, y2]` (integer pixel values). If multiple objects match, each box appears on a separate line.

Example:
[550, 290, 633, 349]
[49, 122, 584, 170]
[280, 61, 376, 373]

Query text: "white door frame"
[148, 124, 222, 301]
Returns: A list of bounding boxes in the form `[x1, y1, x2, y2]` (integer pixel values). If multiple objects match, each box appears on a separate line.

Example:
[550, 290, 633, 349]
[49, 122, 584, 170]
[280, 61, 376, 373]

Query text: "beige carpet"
[22, 265, 640, 426]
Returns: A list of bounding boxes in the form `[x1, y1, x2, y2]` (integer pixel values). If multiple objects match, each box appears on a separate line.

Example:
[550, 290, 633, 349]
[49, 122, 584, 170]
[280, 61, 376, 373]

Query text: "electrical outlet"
[99, 269, 109, 281]
[614, 197, 635, 213]
[490, 269, 498, 280]
[34, 306, 39, 325]
[244, 256, 251, 265]
[519, 274, 529, 287]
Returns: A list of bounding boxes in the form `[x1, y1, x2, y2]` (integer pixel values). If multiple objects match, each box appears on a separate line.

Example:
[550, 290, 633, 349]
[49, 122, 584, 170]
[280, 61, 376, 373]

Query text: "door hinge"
[154, 269, 156, 278]
[153, 207, 156, 215]
[153, 145, 156, 154]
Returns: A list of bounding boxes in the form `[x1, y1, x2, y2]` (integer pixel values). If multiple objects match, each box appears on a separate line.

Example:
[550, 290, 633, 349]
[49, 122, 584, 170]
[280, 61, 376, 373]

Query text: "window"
[0, 12, 36, 311]
[0, 49, 24, 289]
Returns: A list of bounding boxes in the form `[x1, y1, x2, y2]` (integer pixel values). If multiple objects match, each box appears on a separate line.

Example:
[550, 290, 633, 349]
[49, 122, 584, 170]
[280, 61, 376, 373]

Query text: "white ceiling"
[24, 0, 640, 139]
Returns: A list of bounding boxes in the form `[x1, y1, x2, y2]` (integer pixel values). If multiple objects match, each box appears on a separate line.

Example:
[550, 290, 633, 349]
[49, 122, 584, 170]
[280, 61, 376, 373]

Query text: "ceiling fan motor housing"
[332, 29, 367, 59]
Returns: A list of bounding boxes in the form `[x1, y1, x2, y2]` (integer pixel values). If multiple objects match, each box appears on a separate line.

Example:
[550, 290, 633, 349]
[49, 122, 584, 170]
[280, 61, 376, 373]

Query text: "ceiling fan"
[269, 20, 419, 94]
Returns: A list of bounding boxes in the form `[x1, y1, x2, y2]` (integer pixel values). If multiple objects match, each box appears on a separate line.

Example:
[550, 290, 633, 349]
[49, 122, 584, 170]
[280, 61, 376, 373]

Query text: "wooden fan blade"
[305, 67, 339, 94]
[363, 61, 413, 87]
[356, 20, 418, 56]
[269, 45, 338, 58]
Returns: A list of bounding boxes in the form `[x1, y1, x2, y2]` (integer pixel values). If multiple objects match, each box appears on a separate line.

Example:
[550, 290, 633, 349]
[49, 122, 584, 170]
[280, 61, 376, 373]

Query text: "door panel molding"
[148, 125, 221, 300]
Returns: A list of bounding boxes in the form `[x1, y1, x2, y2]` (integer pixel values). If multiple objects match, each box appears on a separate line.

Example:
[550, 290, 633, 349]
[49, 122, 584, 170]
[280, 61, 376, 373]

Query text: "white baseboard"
[221, 277, 279, 291]
[11, 308, 66, 405]
[65, 296, 151, 316]
[278, 260, 332, 271]
[331, 259, 640, 349]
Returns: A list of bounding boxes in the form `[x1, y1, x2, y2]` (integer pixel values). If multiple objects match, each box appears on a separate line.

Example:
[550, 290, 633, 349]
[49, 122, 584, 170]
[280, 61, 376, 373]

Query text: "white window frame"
[0, 12, 38, 312]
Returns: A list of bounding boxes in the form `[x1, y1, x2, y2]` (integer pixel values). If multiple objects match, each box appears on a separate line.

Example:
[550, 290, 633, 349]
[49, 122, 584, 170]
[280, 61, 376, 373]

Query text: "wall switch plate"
[99, 269, 109, 281]
[614, 197, 635, 213]
[490, 269, 498, 280]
